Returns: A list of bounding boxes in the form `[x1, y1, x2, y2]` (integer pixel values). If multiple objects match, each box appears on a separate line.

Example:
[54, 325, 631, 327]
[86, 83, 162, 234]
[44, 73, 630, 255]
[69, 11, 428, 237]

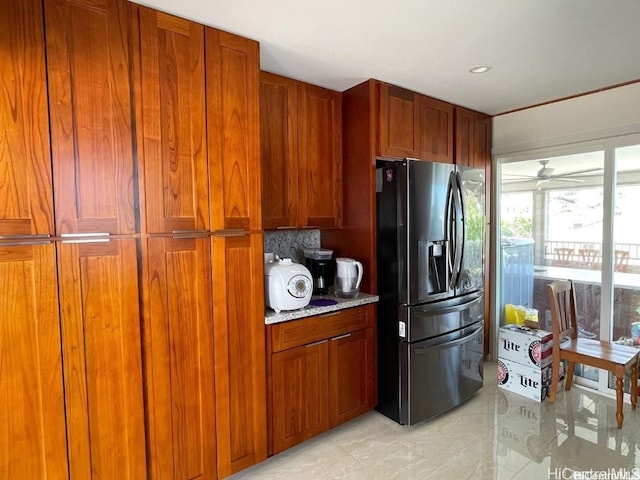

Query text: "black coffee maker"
[303, 248, 333, 295]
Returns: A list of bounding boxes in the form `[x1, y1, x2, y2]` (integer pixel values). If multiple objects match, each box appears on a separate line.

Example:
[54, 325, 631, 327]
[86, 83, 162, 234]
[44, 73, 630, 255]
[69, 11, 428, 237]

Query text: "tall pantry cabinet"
[1, 1, 266, 479]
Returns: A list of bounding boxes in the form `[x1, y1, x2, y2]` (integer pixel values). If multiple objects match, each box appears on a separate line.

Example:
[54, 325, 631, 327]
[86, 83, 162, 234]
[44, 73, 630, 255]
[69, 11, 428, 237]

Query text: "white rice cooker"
[264, 258, 313, 313]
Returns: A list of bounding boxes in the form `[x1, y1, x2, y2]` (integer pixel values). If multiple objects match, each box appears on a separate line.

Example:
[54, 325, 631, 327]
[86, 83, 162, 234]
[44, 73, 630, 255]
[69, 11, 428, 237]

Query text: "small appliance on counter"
[334, 257, 363, 298]
[264, 258, 313, 313]
[303, 248, 333, 295]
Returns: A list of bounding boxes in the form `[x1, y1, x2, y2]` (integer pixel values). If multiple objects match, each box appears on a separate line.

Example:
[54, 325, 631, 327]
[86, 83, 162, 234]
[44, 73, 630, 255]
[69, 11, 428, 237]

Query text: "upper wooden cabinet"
[0, 0, 54, 238]
[260, 73, 342, 229]
[45, 0, 137, 235]
[454, 106, 491, 168]
[134, 7, 209, 234]
[298, 82, 343, 228]
[377, 82, 453, 163]
[207, 31, 262, 232]
[260, 72, 298, 229]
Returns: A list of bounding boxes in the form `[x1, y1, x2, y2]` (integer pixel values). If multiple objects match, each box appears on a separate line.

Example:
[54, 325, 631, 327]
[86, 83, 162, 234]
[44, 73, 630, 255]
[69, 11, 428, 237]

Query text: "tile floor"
[229, 362, 640, 480]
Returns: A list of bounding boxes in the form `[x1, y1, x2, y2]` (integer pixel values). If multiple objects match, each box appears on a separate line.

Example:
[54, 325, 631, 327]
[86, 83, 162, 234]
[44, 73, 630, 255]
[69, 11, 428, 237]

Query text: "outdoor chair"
[547, 279, 639, 428]
[553, 247, 574, 267]
[578, 248, 600, 270]
[615, 250, 630, 272]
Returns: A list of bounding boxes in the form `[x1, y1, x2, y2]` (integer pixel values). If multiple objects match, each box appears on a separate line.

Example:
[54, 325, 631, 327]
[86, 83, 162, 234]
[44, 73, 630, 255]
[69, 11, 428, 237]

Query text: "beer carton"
[497, 357, 551, 402]
[498, 324, 553, 369]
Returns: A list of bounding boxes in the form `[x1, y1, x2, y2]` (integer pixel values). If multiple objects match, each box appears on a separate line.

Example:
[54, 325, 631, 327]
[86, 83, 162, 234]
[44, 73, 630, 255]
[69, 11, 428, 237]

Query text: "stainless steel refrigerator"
[376, 158, 485, 425]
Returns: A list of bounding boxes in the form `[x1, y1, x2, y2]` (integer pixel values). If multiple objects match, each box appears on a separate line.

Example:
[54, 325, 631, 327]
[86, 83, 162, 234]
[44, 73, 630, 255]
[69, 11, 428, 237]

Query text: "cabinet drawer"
[270, 304, 375, 352]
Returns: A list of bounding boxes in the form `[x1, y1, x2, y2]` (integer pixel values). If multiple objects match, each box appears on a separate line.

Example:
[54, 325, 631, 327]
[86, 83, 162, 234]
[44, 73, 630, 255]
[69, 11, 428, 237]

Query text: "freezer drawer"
[400, 291, 483, 343]
[400, 323, 483, 425]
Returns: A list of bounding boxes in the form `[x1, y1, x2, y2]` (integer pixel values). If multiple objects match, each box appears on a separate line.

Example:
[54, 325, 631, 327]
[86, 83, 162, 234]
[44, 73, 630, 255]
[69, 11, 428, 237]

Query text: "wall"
[492, 82, 640, 156]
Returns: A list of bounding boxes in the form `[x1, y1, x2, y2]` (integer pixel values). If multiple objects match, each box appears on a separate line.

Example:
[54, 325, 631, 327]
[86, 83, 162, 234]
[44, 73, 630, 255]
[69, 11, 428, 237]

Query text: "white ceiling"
[132, 0, 640, 115]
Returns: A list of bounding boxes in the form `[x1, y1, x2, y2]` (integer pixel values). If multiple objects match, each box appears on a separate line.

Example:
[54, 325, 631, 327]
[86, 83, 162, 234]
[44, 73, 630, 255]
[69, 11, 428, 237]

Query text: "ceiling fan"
[504, 160, 603, 186]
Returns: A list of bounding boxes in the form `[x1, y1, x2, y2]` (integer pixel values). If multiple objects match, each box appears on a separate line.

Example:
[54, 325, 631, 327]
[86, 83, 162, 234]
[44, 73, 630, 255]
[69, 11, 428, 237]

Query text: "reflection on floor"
[229, 362, 640, 480]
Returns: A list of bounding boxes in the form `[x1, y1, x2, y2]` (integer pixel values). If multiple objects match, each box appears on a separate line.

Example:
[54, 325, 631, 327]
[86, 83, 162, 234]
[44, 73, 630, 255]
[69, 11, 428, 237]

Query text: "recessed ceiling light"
[469, 65, 491, 74]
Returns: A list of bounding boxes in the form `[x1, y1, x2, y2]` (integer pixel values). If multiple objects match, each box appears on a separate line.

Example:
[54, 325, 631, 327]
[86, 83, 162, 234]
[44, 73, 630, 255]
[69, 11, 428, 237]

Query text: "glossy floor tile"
[230, 362, 640, 479]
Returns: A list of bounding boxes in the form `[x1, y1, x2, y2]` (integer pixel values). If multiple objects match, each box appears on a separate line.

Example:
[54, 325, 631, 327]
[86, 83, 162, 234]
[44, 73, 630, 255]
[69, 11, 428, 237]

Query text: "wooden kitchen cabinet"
[0, 243, 68, 478]
[45, 0, 137, 236]
[260, 72, 298, 229]
[378, 83, 420, 158]
[267, 304, 376, 454]
[212, 232, 267, 477]
[378, 82, 453, 163]
[134, 7, 209, 234]
[259, 73, 342, 229]
[57, 238, 146, 480]
[207, 30, 262, 232]
[141, 236, 217, 480]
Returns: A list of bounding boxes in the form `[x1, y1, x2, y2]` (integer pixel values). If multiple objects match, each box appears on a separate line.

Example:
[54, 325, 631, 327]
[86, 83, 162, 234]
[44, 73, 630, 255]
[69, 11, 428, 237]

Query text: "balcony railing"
[542, 241, 640, 272]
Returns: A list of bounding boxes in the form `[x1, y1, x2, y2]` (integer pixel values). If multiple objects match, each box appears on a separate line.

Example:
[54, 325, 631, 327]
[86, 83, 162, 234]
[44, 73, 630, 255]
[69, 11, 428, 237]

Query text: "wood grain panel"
[420, 96, 454, 164]
[0, 243, 68, 478]
[270, 304, 374, 352]
[134, 6, 209, 234]
[142, 236, 216, 480]
[454, 107, 474, 167]
[207, 30, 262, 232]
[45, 0, 136, 235]
[328, 328, 374, 427]
[297, 82, 342, 227]
[0, 0, 54, 237]
[259, 72, 298, 229]
[271, 342, 329, 454]
[378, 83, 419, 158]
[57, 238, 146, 479]
[212, 232, 266, 477]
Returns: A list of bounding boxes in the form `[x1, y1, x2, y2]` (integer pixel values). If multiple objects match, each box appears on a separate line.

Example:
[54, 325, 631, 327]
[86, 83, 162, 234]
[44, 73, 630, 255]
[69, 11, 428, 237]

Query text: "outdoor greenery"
[501, 216, 532, 238]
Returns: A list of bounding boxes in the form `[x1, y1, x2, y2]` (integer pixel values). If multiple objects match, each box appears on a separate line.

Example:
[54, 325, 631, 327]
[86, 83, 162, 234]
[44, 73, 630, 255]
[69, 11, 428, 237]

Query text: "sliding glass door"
[497, 137, 640, 395]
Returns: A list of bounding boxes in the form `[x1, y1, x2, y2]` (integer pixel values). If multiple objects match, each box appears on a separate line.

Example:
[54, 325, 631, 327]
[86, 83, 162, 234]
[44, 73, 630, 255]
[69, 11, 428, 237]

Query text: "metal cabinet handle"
[306, 339, 328, 348]
[171, 230, 210, 239]
[331, 333, 352, 341]
[213, 229, 247, 237]
[61, 233, 110, 244]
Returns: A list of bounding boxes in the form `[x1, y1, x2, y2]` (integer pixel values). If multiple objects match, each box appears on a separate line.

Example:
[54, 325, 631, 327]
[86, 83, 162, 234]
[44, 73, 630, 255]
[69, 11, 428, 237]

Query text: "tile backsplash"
[264, 230, 321, 264]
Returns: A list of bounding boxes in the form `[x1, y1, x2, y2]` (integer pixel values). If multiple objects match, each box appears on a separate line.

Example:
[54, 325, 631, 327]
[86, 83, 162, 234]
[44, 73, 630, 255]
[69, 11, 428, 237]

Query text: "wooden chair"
[547, 280, 639, 428]
[578, 248, 600, 270]
[553, 247, 574, 266]
[615, 250, 630, 272]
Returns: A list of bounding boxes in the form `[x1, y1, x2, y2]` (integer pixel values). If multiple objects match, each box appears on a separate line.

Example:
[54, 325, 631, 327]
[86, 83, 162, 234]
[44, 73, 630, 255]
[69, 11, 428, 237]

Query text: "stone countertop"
[265, 292, 379, 325]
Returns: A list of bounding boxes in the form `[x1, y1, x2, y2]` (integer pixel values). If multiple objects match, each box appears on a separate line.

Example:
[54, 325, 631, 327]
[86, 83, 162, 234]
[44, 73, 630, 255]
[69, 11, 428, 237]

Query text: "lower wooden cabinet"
[267, 304, 376, 455]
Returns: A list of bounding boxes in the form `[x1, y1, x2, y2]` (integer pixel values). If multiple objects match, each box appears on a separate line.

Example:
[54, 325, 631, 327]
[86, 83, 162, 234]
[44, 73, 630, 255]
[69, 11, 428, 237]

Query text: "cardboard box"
[498, 324, 553, 368]
[497, 358, 551, 402]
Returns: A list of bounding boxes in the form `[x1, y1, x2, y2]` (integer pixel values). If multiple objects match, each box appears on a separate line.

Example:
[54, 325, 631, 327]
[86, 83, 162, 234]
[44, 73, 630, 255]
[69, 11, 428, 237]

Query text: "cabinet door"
[329, 328, 375, 427]
[0, 0, 54, 237]
[271, 341, 329, 454]
[212, 233, 266, 477]
[260, 72, 298, 229]
[142, 236, 216, 480]
[472, 113, 492, 169]
[454, 107, 474, 167]
[0, 243, 68, 478]
[378, 83, 420, 158]
[57, 238, 146, 479]
[419, 96, 454, 164]
[207, 30, 262, 232]
[134, 7, 209, 234]
[297, 82, 342, 228]
[45, 0, 136, 235]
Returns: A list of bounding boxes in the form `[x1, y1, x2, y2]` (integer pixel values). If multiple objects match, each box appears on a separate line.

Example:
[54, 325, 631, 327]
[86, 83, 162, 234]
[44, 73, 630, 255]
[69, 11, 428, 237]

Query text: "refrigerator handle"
[452, 171, 465, 288]
[445, 171, 456, 288]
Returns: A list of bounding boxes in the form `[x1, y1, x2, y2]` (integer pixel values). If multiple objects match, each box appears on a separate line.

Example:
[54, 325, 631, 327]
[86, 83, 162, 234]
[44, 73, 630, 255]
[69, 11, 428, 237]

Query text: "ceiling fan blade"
[556, 167, 603, 177]
[552, 177, 584, 183]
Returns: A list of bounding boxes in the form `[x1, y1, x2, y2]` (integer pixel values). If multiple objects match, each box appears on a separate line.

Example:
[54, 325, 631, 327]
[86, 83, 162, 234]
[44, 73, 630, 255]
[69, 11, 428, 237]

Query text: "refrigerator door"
[399, 322, 484, 425]
[378, 159, 459, 306]
[455, 165, 485, 295]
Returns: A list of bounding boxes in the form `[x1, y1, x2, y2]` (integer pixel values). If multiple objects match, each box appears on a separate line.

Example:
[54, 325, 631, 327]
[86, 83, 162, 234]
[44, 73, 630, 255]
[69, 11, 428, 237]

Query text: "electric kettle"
[334, 257, 363, 298]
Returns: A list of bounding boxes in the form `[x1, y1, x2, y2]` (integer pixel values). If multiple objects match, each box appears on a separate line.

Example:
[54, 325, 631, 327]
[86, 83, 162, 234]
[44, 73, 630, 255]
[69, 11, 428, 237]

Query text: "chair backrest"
[578, 248, 600, 269]
[615, 250, 629, 272]
[547, 279, 578, 341]
[553, 248, 574, 266]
